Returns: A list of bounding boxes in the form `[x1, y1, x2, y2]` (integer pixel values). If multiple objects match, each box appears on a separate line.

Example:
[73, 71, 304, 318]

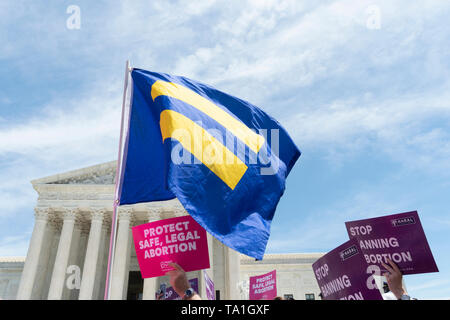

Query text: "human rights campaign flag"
[119, 68, 300, 260]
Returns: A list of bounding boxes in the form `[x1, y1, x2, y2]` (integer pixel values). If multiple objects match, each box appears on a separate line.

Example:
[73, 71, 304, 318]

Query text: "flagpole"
[104, 60, 131, 300]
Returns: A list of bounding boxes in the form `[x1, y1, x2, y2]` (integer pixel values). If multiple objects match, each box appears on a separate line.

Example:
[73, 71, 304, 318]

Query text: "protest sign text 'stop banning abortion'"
[345, 211, 438, 275]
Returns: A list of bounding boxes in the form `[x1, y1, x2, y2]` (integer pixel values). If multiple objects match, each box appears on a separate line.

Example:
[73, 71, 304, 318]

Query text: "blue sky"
[1, 0, 449, 299]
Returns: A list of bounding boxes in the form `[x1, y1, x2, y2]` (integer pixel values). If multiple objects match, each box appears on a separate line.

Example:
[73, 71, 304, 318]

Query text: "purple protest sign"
[312, 239, 383, 300]
[204, 271, 215, 300]
[345, 211, 439, 275]
[156, 278, 199, 300]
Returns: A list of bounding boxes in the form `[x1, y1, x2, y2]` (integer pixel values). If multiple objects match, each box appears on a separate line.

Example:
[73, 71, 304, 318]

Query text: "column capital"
[118, 207, 133, 221]
[101, 221, 110, 232]
[90, 208, 106, 221]
[62, 207, 78, 221]
[146, 208, 162, 221]
[48, 219, 62, 232]
[173, 208, 187, 217]
[34, 207, 50, 221]
[102, 216, 112, 232]
[78, 221, 91, 235]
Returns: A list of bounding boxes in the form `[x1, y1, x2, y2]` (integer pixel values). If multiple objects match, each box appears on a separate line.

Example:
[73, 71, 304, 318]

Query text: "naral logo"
[339, 245, 359, 261]
[391, 216, 416, 227]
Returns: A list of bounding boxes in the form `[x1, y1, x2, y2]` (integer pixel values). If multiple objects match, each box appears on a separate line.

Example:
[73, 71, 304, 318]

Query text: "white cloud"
[0, 1, 450, 298]
[282, 87, 450, 174]
[0, 0, 447, 214]
[408, 278, 450, 293]
[0, 80, 123, 220]
[0, 189, 36, 217]
[0, 82, 121, 158]
[0, 232, 31, 256]
[268, 187, 409, 253]
[0, 0, 448, 201]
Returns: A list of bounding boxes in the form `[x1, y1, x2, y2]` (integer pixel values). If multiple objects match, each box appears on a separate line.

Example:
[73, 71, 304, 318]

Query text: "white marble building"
[0, 257, 24, 300]
[240, 253, 324, 300]
[0, 161, 322, 300]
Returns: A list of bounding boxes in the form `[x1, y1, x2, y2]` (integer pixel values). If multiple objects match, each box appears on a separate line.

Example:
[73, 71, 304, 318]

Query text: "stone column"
[16, 207, 49, 300]
[224, 246, 241, 299]
[40, 222, 61, 299]
[110, 207, 133, 300]
[64, 222, 83, 300]
[142, 209, 161, 300]
[199, 233, 215, 299]
[48, 208, 77, 300]
[31, 221, 58, 299]
[93, 221, 109, 300]
[79, 208, 105, 300]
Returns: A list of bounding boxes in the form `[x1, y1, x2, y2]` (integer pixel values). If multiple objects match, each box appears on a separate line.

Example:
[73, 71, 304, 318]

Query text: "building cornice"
[30, 161, 117, 185]
[0, 256, 26, 263]
[240, 253, 325, 265]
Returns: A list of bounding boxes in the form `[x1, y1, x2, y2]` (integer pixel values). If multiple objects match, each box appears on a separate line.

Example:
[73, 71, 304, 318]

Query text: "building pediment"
[30, 160, 184, 213]
[31, 161, 117, 186]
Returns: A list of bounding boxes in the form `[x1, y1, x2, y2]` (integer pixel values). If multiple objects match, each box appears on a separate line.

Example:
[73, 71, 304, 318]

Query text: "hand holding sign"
[165, 263, 191, 297]
[156, 278, 199, 300]
[381, 259, 407, 299]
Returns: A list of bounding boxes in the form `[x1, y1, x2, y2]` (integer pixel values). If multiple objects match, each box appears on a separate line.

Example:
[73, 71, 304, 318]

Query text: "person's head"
[273, 296, 284, 300]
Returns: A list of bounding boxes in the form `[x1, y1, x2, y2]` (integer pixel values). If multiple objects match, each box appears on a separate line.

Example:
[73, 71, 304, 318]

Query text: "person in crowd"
[165, 262, 202, 300]
[164, 258, 412, 301]
[156, 291, 164, 300]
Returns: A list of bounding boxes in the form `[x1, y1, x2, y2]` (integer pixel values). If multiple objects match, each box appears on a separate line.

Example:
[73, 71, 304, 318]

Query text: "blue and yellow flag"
[119, 68, 300, 260]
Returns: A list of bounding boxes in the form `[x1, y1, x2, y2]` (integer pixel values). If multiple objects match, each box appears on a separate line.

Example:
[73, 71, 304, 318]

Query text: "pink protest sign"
[249, 270, 277, 300]
[312, 239, 383, 300]
[132, 215, 210, 278]
[345, 211, 439, 275]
